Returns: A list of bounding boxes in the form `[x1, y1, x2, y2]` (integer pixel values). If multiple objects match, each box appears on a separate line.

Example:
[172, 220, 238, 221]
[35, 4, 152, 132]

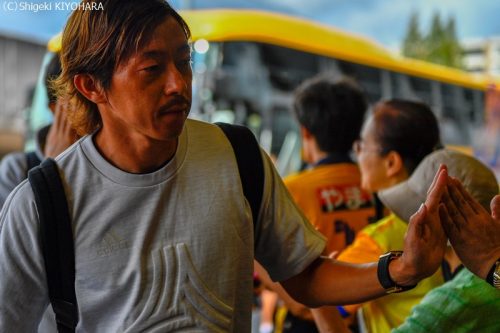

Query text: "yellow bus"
[27, 9, 500, 175]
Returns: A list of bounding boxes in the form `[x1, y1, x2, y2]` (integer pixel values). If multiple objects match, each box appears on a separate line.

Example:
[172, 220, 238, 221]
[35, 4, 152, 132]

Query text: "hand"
[390, 165, 448, 286]
[44, 99, 79, 158]
[440, 178, 500, 279]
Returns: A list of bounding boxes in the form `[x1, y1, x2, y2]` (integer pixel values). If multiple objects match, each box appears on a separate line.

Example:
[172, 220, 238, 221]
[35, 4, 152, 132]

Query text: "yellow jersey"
[338, 213, 444, 333]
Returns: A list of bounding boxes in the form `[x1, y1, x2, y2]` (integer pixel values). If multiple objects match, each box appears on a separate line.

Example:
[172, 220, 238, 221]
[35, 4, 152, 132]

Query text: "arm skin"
[310, 304, 350, 333]
[310, 252, 350, 333]
[255, 261, 351, 331]
[440, 176, 500, 279]
[255, 261, 315, 320]
[279, 166, 448, 307]
[259, 289, 279, 327]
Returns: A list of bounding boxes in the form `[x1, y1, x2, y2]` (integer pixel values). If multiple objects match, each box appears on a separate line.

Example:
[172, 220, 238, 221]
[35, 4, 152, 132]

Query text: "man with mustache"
[0, 1, 449, 331]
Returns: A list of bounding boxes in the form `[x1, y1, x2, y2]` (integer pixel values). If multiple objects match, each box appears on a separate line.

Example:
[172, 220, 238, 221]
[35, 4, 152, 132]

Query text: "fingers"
[442, 180, 470, 227]
[427, 164, 447, 196]
[451, 177, 482, 215]
[491, 195, 500, 221]
[328, 251, 339, 259]
[408, 203, 426, 239]
[52, 100, 64, 131]
[53, 100, 77, 138]
[319, 251, 339, 261]
[425, 166, 448, 211]
[439, 203, 456, 238]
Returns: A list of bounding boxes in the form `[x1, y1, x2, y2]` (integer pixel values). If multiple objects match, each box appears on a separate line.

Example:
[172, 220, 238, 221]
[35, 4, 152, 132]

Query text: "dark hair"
[45, 53, 62, 105]
[54, 0, 191, 135]
[293, 76, 367, 154]
[373, 99, 441, 174]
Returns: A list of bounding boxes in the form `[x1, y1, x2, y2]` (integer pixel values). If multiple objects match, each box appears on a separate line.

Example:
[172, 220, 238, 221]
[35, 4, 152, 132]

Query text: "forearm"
[281, 257, 385, 306]
[281, 254, 423, 307]
[255, 261, 314, 319]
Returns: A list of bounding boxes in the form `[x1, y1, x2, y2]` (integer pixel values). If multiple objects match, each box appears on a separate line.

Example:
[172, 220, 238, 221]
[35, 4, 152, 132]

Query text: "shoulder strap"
[28, 158, 78, 333]
[215, 123, 264, 228]
[25, 151, 42, 175]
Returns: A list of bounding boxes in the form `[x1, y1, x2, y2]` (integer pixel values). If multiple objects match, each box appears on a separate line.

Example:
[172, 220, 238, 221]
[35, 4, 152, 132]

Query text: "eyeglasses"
[352, 139, 384, 155]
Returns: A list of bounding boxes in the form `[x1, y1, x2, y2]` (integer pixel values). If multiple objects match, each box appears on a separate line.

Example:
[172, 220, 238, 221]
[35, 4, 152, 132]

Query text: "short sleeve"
[0, 182, 49, 331]
[254, 150, 326, 282]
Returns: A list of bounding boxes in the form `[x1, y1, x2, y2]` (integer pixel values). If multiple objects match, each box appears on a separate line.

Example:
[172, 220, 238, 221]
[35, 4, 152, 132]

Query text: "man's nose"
[163, 64, 189, 96]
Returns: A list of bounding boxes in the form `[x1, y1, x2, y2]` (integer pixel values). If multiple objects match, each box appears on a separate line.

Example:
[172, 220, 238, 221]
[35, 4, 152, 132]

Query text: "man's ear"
[384, 151, 404, 177]
[74, 74, 106, 104]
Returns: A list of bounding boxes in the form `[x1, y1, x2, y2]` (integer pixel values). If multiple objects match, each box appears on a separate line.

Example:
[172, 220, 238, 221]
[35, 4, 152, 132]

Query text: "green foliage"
[402, 11, 463, 69]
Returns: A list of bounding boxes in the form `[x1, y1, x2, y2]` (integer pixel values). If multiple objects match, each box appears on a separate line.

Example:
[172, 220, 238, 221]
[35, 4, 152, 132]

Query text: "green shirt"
[393, 268, 500, 333]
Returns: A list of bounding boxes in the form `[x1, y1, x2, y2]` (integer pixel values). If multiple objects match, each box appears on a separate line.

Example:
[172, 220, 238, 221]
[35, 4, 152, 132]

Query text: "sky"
[1, 0, 500, 50]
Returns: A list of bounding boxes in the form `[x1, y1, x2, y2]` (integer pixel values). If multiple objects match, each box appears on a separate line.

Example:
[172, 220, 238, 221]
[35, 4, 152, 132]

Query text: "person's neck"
[310, 150, 328, 165]
[94, 128, 178, 174]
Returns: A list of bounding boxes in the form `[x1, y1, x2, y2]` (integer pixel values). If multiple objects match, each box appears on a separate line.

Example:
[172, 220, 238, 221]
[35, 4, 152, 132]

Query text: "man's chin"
[156, 119, 186, 141]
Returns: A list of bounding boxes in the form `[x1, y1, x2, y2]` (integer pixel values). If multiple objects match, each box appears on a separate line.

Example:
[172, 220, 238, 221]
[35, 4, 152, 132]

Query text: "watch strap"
[377, 251, 417, 293]
[486, 259, 500, 289]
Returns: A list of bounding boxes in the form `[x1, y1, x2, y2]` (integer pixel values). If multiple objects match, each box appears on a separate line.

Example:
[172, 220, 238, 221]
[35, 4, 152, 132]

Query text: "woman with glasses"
[334, 99, 443, 333]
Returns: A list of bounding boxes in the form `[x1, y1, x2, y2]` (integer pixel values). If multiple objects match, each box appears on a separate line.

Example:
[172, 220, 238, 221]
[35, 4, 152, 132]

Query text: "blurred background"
[0, 0, 499, 178]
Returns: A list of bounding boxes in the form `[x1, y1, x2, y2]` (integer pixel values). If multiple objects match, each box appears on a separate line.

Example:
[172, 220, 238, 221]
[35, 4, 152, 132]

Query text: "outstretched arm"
[440, 177, 500, 279]
[280, 166, 448, 306]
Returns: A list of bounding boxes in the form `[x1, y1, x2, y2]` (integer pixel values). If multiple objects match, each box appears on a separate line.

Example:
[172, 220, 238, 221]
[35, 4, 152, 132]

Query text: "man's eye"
[142, 65, 159, 72]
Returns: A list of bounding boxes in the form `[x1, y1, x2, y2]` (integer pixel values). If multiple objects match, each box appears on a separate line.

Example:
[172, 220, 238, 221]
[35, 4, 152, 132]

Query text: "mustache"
[160, 95, 191, 112]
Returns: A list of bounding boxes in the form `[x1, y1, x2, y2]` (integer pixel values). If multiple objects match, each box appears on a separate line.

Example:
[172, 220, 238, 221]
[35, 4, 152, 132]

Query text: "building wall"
[0, 33, 46, 156]
[462, 37, 500, 76]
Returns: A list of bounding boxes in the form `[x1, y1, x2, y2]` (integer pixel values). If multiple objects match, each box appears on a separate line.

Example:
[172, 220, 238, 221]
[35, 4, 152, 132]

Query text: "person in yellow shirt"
[276, 76, 376, 332]
[337, 99, 444, 333]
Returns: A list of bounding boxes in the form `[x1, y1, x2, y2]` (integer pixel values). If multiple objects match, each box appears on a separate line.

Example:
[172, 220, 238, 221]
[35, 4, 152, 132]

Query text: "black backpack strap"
[215, 123, 264, 228]
[25, 151, 42, 175]
[28, 158, 78, 333]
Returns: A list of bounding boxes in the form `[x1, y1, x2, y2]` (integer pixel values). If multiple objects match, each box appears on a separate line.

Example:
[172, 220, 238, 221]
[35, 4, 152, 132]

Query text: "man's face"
[101, 16, 192, 142]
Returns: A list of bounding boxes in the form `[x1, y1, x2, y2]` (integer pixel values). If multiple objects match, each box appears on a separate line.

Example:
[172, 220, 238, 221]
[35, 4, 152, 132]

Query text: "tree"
[401, 11, 463, 69]
[403, 12, 425, 59]
[442, 17, 463, 68]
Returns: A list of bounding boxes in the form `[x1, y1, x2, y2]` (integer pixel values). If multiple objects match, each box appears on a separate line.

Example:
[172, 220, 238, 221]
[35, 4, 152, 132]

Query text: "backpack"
[25, 151, 42, 175]
[27, 123, 264, 332]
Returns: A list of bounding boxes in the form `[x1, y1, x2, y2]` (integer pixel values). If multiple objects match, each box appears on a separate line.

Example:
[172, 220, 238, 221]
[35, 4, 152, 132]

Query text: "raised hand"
[390, 165, 448, 286]
[440, 178, 500, 279]
[44, 99, 79, 158]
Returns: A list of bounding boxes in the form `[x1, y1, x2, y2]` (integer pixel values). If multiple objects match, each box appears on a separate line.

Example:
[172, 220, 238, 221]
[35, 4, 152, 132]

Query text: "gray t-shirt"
[0, 119, 325, 332]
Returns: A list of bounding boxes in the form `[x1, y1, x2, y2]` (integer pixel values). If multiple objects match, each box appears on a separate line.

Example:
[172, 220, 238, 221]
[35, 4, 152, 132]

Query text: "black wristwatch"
[486, 259, 500, 289]
[377, 251, 417, 294]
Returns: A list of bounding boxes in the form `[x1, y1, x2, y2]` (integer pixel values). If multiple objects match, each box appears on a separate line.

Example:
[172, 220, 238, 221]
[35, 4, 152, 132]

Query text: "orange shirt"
[284, 163, 375, 254]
